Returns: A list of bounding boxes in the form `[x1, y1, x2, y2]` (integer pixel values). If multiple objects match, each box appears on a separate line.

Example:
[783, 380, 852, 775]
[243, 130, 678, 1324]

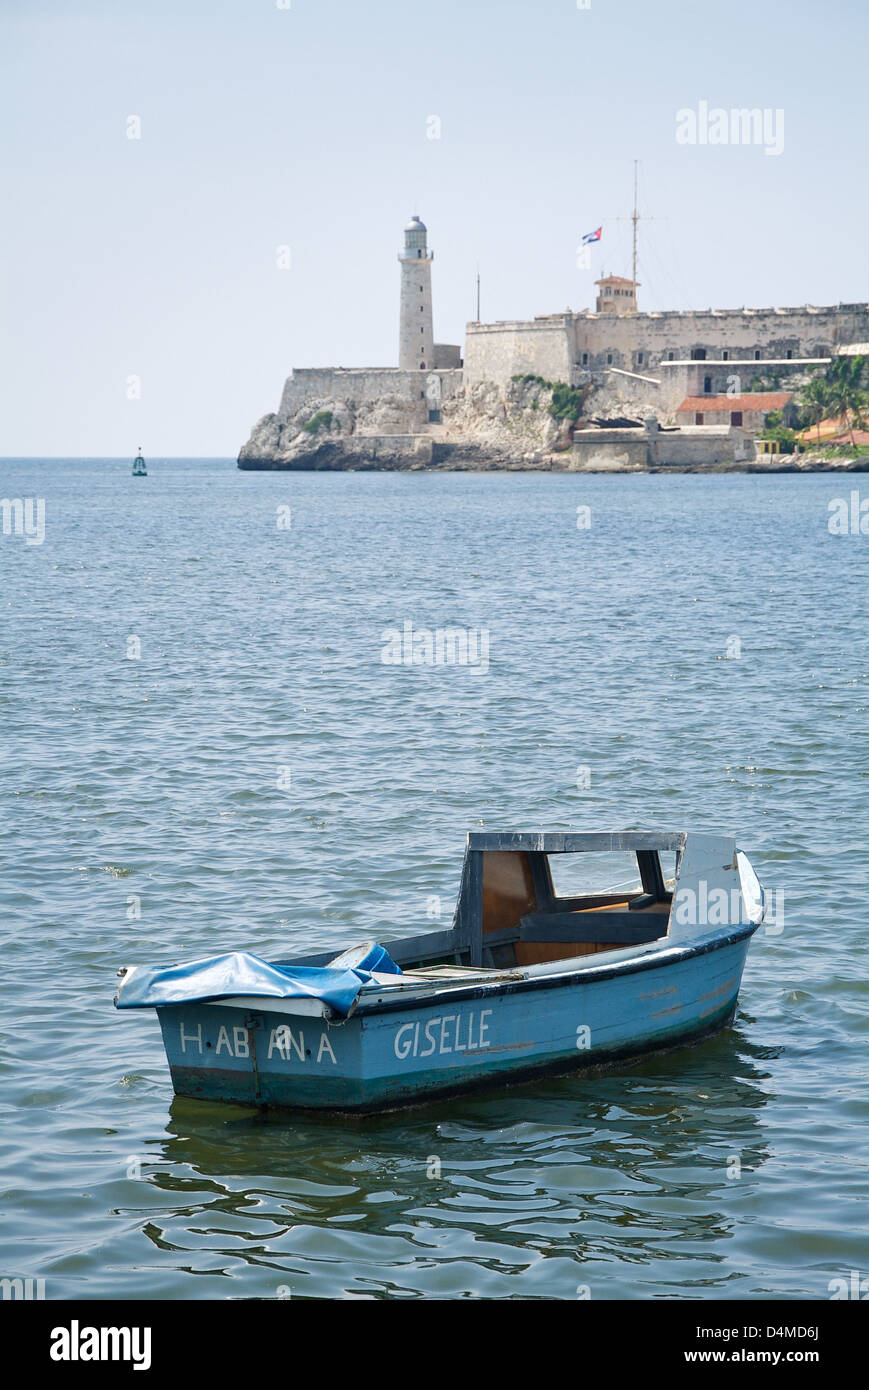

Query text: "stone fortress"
[238, 215, 869, 470]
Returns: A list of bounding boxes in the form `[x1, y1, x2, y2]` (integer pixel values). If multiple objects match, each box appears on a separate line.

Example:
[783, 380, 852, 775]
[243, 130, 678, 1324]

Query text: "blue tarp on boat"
[115, 942, 401, 1017]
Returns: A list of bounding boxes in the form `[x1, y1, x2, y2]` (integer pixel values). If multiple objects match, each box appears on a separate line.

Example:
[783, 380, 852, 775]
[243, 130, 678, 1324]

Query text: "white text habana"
[178, 1021, 338, 1065]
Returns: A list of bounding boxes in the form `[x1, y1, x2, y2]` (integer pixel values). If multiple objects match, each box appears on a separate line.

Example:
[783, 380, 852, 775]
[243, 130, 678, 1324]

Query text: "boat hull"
[156, 926, 756, 1112]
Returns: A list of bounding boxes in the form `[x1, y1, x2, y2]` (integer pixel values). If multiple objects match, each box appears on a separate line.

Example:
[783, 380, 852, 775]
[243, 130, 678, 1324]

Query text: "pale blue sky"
[1, 0, 866, 455]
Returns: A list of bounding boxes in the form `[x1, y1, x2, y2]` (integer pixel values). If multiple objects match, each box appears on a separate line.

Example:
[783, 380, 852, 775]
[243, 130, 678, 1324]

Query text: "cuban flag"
[581, 226, 602, 246]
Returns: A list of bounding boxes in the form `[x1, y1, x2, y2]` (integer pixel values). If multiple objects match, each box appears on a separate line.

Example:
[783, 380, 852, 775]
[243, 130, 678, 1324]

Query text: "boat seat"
[518, 910, 664, 946]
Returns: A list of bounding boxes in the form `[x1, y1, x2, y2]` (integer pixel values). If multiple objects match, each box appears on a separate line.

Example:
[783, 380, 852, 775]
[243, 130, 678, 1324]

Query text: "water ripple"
[1, 460, 867, 1298]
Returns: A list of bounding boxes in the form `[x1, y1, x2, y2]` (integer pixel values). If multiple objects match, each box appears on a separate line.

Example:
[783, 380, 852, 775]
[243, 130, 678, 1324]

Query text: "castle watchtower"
[595, 274, 639, 316]
[398, 215, 434, 370]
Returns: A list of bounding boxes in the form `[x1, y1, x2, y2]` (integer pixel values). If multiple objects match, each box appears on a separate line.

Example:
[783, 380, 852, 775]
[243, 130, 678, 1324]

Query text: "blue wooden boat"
[115, 831, 766, 1112]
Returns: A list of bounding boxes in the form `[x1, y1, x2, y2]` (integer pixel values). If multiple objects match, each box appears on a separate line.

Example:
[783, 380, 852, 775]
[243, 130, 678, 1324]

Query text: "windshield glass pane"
[548, 851, 642, 898]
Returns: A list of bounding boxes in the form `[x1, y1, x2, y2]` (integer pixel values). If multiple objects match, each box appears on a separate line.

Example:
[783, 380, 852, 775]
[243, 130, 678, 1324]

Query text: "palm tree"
[826, 356, 865, 447]
[850, 389, 869, 441]
[802, 376, 829, 445]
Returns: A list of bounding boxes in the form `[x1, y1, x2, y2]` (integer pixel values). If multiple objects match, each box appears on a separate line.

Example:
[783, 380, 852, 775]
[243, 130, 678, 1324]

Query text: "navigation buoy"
[132, 448, 147, 477]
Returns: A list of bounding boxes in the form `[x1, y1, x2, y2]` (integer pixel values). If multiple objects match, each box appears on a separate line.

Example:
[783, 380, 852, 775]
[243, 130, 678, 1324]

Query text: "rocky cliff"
[237, 376, 580, 470]
[237, 373, 869, 472]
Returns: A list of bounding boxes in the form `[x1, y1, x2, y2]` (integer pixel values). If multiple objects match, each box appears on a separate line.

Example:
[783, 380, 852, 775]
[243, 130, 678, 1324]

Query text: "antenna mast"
[475, 265, 480, 323]
[632, 159, 639, 291]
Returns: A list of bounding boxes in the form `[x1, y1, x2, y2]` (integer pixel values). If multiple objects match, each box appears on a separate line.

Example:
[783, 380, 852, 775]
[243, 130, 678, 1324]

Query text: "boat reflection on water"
[139, 1019, 778, 1299]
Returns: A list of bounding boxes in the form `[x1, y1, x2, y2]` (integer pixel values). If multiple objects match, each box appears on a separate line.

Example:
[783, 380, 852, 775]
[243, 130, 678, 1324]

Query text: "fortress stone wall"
[572, 419, 754, 470]
[465, 304, 869, 388]
[278, 367, 463, 421]
[462, 317, 574, 387]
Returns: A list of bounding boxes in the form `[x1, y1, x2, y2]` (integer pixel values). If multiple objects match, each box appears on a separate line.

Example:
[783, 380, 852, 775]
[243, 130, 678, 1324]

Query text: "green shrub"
[549, 382, 585, 421]
[510, 374, 585, 422]
[303, 410, 334, 434]
[759, 422, 797, 453]
[817, 442, 869, 458]
[511, 372, 553, 388]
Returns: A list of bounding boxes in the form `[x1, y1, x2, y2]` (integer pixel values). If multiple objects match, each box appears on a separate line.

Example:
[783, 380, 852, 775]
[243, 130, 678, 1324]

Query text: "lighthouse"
[398, 215, 434, 371]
